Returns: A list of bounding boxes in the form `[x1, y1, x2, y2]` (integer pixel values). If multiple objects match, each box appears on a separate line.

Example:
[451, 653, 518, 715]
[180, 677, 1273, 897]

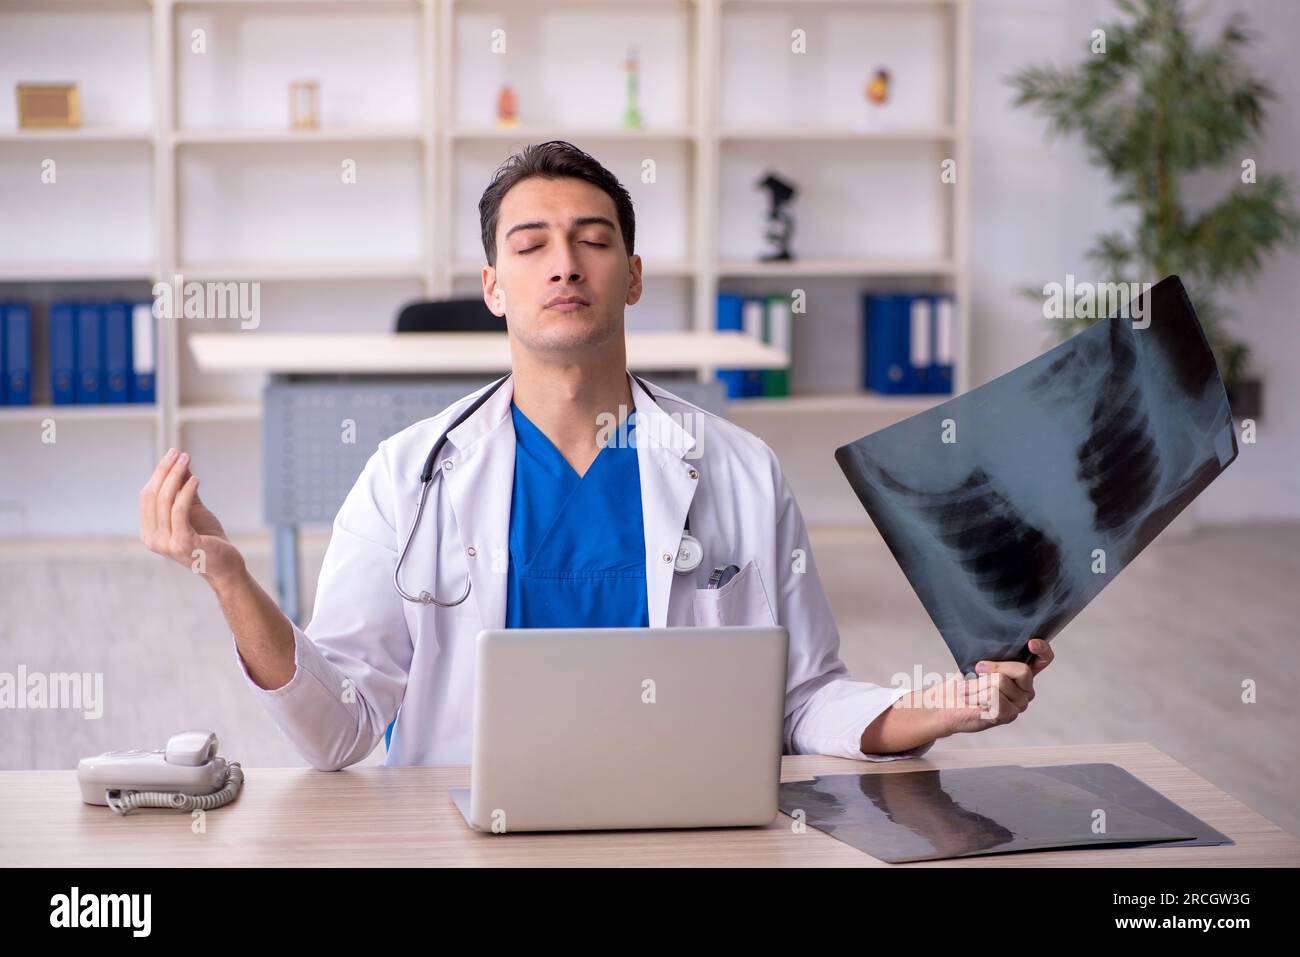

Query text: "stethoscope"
[393, 372, 706, 606]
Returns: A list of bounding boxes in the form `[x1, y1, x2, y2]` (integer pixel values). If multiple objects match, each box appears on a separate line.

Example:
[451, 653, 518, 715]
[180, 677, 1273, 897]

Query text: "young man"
[139, 141, 1051, 770]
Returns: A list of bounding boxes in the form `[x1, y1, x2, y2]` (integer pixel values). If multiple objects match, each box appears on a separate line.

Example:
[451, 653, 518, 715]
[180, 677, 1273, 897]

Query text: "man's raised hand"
[139, 448, 246, 588]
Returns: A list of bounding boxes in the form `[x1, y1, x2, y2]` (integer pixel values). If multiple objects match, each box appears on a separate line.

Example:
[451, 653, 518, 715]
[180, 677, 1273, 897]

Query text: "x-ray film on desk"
[777, 763, 1227, 864]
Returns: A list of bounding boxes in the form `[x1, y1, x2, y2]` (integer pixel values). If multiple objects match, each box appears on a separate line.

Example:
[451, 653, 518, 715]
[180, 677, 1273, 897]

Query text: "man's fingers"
[171, 474, 200, 544]
[950, 673, 1033, 725]
[139, 448, 178, 535]
[996, 674, 1029, 714]
[970, 673, 1029, 722]
[1028, 637, 1055, 673]
[142, 448, 178, 496]
[976, 659, 1034, 693]
[948, 682, 975, 711]
[154, 451, 191, 538]
[970, 676, 1001, 710]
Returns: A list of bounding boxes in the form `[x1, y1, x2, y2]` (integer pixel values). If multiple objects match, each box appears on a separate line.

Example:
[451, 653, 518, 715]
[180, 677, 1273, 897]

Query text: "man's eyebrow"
[570, 216, 616, 232]
[503, 216, 617, 241]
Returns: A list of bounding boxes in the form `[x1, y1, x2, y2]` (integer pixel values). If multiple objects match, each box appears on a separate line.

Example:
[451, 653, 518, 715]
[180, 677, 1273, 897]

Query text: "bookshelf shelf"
[172, 127, 428, 145]
[726, 392, 944, 415]
[0, 404, 159, 424]
[450, 258, 696, 279]
[0, 129, 154, 144]
[453, 0, 686, 8]
[717, 126, 957, 143]
[175, 261, 428, 282]
[722, 0, 955, 7]
[173, 0, 421, 7]
[716, 258, 956, 278]
[0, 264, 156, 282]
[1, 0, 151, 9]
[449, 126, 698, 143]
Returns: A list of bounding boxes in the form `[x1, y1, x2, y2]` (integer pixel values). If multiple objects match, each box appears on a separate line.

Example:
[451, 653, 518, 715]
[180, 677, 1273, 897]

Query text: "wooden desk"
[3, 743, 1296, 867]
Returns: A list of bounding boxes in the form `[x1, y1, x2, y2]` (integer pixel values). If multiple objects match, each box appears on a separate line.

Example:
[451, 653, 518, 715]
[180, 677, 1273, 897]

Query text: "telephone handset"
[77, 730, 244, 815]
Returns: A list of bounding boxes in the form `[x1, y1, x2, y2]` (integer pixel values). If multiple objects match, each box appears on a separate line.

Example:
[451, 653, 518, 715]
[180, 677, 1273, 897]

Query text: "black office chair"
[395, 297, 506, 333]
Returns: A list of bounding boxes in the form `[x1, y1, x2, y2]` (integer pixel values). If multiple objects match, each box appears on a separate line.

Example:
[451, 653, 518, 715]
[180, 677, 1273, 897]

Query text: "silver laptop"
[450, 625, 789, 833]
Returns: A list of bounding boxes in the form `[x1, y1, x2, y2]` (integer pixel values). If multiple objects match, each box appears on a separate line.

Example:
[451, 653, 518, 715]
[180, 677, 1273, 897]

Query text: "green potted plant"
[1009, 0, 1300, 418]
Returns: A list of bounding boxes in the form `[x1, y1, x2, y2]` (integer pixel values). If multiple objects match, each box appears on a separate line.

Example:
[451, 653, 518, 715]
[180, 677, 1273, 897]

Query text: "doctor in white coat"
[139, 140, 1052, 772]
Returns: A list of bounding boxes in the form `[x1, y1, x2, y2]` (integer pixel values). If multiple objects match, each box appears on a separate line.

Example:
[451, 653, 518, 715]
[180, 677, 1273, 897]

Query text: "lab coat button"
[443, 460, 454, 471]
[662, 552, 673, 563]
[467, 546, 477, 557]
[687, 467, 699, 480]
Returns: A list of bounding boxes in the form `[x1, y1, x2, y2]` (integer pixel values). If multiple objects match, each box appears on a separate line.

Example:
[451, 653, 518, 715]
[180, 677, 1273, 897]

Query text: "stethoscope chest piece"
[674, 532, 704, 574]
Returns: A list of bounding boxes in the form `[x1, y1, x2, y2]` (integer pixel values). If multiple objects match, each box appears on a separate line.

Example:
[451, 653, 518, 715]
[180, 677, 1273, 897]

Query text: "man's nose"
[549, 244, 584, 284]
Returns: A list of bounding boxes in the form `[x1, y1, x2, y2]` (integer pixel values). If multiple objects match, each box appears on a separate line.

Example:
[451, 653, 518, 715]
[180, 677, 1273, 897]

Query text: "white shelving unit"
[1, 0, 971, 535]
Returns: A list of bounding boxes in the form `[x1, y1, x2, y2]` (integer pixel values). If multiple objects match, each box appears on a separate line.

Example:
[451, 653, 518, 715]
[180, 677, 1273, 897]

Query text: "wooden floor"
[2, 521, 1297, 840]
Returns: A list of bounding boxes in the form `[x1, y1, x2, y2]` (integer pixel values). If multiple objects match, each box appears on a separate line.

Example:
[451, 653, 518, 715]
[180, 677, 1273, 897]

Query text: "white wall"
[968, 0, 1300, 523]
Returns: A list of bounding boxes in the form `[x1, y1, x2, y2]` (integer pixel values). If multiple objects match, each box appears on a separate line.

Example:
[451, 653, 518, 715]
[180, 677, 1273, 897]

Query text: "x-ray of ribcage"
[835, 276, 1239, 675]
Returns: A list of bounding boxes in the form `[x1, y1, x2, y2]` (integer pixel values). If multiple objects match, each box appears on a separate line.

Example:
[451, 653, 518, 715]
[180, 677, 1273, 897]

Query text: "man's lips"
[545, 297, 590, 311]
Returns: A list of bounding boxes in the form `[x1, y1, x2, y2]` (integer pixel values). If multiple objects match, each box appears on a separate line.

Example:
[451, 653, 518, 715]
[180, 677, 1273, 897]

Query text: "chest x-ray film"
[778, 764, 1208, 863]
[835, 275, 1238, 675]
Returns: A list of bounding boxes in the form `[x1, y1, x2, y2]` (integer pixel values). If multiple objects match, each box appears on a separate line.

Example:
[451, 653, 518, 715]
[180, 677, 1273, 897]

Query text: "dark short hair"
[478, 140, 636, 268]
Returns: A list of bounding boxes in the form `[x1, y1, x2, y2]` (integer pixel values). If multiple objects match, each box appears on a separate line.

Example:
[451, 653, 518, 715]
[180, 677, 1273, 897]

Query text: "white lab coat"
[233, 372, 934, 770]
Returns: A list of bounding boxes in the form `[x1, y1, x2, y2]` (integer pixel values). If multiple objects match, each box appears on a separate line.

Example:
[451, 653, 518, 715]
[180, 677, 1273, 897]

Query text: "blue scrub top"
[505, 400, 650, 629]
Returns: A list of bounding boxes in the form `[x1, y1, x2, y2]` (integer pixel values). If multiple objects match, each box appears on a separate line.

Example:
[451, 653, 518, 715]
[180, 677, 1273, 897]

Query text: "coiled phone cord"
[105, 762, 244, 816]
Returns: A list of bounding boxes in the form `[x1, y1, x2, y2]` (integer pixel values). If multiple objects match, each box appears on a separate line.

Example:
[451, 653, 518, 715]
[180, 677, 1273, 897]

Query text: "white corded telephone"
[77, 730, 244, 816]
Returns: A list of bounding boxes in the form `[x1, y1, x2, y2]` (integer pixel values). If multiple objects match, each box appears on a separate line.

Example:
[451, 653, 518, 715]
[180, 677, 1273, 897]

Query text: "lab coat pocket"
[692, 559, 777, 628]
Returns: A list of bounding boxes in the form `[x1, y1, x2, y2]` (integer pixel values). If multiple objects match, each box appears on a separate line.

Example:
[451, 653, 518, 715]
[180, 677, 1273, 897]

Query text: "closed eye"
[517, 241, 607, 254]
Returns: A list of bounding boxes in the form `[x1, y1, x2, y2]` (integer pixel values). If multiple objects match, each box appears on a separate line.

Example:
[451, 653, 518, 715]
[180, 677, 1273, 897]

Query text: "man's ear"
[625, 254, 643, 306]
[483, 266, 507, 317]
